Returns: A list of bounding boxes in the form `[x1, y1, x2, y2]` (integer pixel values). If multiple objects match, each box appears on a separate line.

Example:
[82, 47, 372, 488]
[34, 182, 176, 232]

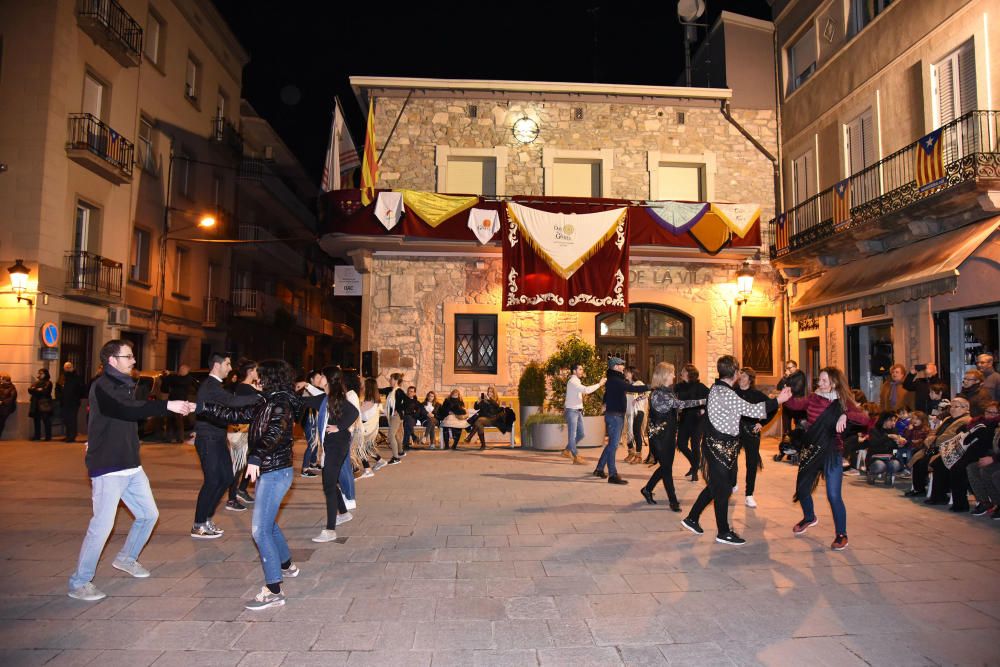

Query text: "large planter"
[529, 415, 606, 451]
[519, 405, 541, 448]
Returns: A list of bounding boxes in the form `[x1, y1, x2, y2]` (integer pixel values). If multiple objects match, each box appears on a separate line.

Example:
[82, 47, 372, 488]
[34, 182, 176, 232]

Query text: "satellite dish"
[677, 0, 706, 22]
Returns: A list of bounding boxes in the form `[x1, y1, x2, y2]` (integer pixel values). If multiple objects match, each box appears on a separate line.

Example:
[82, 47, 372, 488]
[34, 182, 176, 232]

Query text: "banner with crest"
[502, 202, 629, 312]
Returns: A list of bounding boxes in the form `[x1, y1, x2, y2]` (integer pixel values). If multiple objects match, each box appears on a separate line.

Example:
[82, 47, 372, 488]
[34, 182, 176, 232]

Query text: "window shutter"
[957, 43, 977, 115]
[936, 57, 956, 126]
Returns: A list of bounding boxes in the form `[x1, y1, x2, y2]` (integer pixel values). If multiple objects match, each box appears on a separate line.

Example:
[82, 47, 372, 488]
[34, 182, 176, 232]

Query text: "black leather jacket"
[201, 389, 299, 473]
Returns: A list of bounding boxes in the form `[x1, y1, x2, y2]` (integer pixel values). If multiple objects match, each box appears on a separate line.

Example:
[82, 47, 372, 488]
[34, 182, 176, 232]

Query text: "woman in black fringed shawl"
[783, 367, 870, 551]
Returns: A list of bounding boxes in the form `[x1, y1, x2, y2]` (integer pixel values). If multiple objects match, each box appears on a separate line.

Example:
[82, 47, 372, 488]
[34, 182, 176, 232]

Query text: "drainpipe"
[719, 100, 780, 215]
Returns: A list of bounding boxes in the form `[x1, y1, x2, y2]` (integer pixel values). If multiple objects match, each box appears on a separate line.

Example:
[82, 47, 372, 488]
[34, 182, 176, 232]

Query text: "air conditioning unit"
[108, 306, 130, 326]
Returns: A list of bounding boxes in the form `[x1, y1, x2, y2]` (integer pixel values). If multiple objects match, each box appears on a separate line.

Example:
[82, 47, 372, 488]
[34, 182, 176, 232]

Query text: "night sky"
[212, 1, 772, 185]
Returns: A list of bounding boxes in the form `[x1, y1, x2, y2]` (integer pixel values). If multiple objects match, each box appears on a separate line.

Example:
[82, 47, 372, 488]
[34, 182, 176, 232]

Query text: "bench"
[379, 395, 519, 447]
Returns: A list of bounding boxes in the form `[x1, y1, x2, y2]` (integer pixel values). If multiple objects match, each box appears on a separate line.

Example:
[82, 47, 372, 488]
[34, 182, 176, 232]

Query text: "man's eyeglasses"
[113, 354, 135, 360]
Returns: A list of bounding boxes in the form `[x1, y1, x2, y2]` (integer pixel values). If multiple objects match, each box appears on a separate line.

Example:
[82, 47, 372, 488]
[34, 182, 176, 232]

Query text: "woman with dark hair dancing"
[675, 364, 709, 482]
[640, 362, 706, 511]
[783, 367, 870, 551]
[312, 367, 360, 543]
[198, 359, 302, 610]
[734, 367, 775, 509]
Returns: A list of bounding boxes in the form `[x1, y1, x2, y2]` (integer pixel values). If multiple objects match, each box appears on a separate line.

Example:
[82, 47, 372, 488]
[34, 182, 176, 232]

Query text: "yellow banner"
[689, 212, 731, 253]
[400, 190, 479, 227]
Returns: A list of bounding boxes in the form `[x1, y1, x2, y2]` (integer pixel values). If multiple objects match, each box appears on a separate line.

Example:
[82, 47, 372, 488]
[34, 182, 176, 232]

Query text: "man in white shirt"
[563, 364, 606, 464]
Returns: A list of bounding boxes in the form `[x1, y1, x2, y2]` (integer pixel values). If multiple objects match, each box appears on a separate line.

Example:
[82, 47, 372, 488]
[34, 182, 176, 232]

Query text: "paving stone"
[310, 621, 381, 651]
[231, 621, 322, 651]
[346, 649, 432, 666]
[537, 646, 624, 666]
[412, 620, 495, 650]
[435, 596, 507, 620]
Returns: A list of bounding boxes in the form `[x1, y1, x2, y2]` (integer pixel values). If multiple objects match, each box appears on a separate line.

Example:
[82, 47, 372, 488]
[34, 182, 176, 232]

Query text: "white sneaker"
[360, 469, 375, 479]
[312, 528, 338, 543]
[745, 495, 758, 508]
[281, 563, 300, 578]
[245, 585, 285, 611]
[373, 460, 387, 471]
[112, 559, 150, 578]
[344, 498, 357, 510]
[68, 582, 106, 601]
[335, 511, 353, 526]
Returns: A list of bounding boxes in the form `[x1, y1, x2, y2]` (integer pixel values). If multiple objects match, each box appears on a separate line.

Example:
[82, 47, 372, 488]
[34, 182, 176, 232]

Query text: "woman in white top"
[358, 377, 385, 475]
[625, 366, 649, 465]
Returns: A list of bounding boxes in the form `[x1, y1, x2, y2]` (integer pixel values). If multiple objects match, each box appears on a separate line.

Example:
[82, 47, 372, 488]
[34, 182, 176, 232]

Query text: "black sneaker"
[681, 517, 703, 535]
[608, 475, 628, 485]
[971, 503, 991, 516]
[592, 470, 607, 479]
[224, 499, 247, 512]
[236, 490, 255, 505]
[300, 470, 317, 478]
[387, 457, 401, 465]
[398, 451, 407, 458]
[715, 531, 746, 546]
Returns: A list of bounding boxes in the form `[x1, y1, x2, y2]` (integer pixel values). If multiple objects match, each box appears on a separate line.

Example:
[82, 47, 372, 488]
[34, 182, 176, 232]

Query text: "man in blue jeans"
[563, 364, 606, 464]
[68, 339, 195, 601]
[595, 357, 649, 485]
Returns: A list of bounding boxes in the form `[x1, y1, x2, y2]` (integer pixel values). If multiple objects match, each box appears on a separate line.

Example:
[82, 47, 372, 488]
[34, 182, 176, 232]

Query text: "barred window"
[742, 317, 774, 375]
[455, 314, 497, 374]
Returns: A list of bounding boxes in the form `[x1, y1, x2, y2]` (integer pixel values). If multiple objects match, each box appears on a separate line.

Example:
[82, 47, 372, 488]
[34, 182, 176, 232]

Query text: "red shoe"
[831, 534, 849, 551]
[792, 518, 818, 535]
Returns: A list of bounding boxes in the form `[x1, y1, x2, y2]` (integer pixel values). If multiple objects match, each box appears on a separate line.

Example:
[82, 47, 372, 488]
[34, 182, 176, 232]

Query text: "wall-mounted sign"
[334, 265, 362, 296]
[40, 322, 59, 348]
[39, 347, 59, 361]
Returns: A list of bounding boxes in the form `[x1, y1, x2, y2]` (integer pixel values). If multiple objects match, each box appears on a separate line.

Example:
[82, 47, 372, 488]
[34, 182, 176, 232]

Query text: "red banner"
[502, 204, 629, 312]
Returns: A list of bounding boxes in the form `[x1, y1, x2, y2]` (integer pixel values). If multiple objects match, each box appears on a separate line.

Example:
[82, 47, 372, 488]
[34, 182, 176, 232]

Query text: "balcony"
[240, 157, 316, 228]
[75, 0, 142, 67]
[203, 297, 230, 328]
[64, 251, 123, 303]
[212, 116, 243, 155]
[236, 224, 304, 269]
[230, 288, 284, 321]
[66, 113, 134, 184]
[770, 110, 1000, 272]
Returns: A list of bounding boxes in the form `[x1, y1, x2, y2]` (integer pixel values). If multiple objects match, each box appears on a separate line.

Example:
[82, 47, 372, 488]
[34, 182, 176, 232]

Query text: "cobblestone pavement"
[1, 438, 998, 666]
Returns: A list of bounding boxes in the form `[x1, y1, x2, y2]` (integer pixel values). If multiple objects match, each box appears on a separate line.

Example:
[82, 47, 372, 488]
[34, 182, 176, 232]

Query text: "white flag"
[321, 98, 360, 192]
[467, 208, 500, 244]
[374, 191, 404, 230]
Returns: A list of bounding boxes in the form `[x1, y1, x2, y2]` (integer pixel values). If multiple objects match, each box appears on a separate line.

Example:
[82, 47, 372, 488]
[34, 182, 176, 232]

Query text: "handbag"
[939, 433, 968, 470]
[37, 397, 54, 414]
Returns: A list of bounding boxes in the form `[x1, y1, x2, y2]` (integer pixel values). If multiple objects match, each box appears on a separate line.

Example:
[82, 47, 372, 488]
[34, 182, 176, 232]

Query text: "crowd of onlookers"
[778, 354, 1000, 520]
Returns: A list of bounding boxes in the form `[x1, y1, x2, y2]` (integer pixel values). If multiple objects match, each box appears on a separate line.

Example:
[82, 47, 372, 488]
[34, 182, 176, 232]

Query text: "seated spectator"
[866, 412, 906, 485]
[931, 400, 999, 514]
[894, 407, 911, 437]
[420, 391, 441, 448]
[399, 386, 424, 451]
[927, 383, 949, 423]
[438, 389, 467, 450]
[466, 386, 502, 450]
[843, 402, 879, 475]
[906, 397, 971, 498]
[880, 364, 915, 412]
[959, 370, 994, 418]
[967, 402, 1000, 517]
[897, 411, 929, 470]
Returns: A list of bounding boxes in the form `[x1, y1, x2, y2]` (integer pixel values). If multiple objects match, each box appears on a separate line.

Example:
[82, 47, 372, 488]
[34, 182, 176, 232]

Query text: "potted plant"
[527, 334, 607, 450]
[524, 411, 569, 451]
[517, 361, 546, 448]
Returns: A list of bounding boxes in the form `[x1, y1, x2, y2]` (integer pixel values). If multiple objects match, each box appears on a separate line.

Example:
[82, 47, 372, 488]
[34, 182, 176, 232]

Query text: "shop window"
[742, 316, 774, 375]
[454, 314, 497, 374]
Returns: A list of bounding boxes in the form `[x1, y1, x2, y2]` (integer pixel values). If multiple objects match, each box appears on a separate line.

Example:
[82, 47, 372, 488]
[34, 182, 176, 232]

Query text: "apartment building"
[770, 0, 1000, 398]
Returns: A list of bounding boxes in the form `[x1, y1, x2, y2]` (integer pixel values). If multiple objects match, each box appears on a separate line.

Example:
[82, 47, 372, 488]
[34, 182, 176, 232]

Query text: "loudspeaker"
[362, 350, 378, 378]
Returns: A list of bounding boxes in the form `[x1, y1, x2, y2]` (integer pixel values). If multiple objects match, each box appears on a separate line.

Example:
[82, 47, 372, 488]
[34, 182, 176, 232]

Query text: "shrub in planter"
[525, 411, 568, 451]
[517, 362, 546, 406]
[543, 334, 605, 415]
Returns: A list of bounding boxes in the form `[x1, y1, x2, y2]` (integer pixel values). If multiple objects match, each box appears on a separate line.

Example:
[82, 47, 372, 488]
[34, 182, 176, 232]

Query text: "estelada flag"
[360, 101, 378, 205]
[915, 128, 945, 192]
[774, 213, 789, 254]
[832, 178, 851, 227]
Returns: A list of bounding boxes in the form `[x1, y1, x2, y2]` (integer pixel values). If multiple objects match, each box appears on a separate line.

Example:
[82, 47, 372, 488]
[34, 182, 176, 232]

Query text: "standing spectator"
[879, 364, 914, 412]
[676, 364, 709, 481]
[56, 361, 85, 442]
[562, 364, 605, 464]
[28, 368, 53, 441]
[977, 354, 1000, 401]
[358, 377, 386, 472]
[67, 339, 194, 601]
[467, 386, 502, 450]
[903, 363, 945, 414]
[191, 352, 261, 539]
[310, 367, 359, 544]
[775, 360, 808, 461]
[381, 373, 406, 463]
[960, 369, 995, 418]
[734, 367, 775, 508]
[595, 357, 650, 485]
[163, 365, 195, 443]
[0, 373, 18, 439]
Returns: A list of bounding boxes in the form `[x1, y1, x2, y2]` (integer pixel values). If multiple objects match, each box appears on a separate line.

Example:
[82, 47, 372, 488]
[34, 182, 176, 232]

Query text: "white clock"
[512, 116, 539, 144]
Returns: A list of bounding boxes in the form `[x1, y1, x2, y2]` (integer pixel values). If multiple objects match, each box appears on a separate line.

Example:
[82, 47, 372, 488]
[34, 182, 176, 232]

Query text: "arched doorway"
[596, 305, 692, 382]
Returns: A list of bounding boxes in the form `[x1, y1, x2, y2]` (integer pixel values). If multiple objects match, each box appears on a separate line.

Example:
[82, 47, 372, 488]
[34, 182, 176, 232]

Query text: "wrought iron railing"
[68, 113, 134, 177]
[231, 288, 260, 317]
[76, 0, 143, 60]
[212, 116, 243, 154]
[65, 251, 123, 299]
[771, 109, 1000, 257]
[203, 297, 230, 327]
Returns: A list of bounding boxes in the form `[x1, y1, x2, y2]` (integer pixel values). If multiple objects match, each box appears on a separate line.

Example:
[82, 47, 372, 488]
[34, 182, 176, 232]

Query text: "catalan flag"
[915, 127, 945, 192]
[832, 178, 851, 227]
[360, 100, 378, 205]
[774, 213, 789, 254]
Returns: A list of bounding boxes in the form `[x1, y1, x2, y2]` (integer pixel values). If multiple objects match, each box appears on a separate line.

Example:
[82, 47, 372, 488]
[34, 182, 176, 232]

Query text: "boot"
[560, 449, 573, 459]
[572, 454, 587, 465]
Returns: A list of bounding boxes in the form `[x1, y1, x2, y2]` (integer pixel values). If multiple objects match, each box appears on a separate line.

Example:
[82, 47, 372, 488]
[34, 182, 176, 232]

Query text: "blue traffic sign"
[41, 322, 59, 348]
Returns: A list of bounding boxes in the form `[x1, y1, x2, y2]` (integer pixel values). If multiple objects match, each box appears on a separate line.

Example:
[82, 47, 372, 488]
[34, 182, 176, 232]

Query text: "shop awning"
[791, 217, 1000, 319]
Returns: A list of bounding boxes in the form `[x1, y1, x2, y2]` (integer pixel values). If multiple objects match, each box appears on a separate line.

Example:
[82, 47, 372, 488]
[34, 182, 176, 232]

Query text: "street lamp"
[735, 259, 755, 306]
[7, 258, 33, 306]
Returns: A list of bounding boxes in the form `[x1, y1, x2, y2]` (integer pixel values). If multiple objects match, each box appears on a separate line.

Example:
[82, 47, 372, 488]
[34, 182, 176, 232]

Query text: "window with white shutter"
[933, 40, 976, 127]
[790, 150, 817, 230]
[787, 25, 817, 93]
[845, 108, 879, 204]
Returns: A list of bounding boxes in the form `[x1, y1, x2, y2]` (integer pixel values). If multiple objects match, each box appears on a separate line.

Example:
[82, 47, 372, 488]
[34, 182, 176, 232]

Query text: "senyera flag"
[361, 101, 378, 205]
[915, 127, 945, 192]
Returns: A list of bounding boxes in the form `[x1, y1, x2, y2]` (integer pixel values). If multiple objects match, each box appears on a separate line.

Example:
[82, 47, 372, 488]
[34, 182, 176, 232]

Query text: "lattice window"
[455, 314, 497, 374]
[742, 317, 775, 375]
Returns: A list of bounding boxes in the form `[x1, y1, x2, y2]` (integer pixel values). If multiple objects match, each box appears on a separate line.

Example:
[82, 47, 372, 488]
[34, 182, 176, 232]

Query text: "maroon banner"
[502, 205, 629, 312]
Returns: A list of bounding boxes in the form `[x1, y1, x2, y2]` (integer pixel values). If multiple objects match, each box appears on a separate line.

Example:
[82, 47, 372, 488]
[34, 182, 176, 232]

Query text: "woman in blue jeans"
[201, 359, 305, 610]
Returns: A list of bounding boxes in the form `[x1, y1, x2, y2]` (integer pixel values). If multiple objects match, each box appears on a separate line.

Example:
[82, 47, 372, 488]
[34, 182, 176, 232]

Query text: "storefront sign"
[334, 265, 362, 296]
[628, 269, 712, 286]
